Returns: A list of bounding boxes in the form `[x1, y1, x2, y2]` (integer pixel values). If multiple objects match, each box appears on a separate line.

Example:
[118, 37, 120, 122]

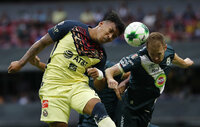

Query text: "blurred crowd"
[1, 2, 200, 104]
[1, 3, 200, 49]
[1, 67, 200, 104]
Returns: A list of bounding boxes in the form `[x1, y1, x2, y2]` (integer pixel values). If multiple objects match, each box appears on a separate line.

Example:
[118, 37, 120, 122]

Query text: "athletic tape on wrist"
[96, 68, 104, 80]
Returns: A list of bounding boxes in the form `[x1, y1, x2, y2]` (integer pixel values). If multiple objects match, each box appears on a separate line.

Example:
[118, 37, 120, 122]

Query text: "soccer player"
[78, 61, 130, 127]
[29, 57, 129, 127]
[105, 32, 194, 127]
[8, 11, 125, 127]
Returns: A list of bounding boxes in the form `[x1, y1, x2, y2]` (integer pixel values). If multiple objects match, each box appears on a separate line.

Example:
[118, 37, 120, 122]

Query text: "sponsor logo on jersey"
[53, 26, 59, 33]
[148, 64, 160, 73]
[68, 63, 77, 71]
[155, 73, 166, 88]
[73, 56, 88, 66]
[42, 100, 48, 108]
[43, 109, 48, 117]
[120, 57, 134, 67]
[64, 50, 73, 59]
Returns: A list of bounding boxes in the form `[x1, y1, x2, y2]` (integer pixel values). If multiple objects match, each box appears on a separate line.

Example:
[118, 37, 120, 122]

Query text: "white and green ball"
[124, 22, 149, 47]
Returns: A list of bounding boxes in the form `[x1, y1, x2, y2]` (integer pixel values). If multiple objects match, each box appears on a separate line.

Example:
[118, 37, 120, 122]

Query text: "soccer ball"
[124, 22, 149, 47]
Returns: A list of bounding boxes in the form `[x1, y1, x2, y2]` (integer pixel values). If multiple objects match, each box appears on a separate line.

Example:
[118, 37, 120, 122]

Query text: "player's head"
[95, 10, 125, 44]
[146, 32, 167, 64]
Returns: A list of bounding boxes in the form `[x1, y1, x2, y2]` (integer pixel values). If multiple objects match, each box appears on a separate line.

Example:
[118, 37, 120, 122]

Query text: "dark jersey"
[119, 45, 175, 111]
[78, 61, 123, 127]
[92, 61, 123, 117]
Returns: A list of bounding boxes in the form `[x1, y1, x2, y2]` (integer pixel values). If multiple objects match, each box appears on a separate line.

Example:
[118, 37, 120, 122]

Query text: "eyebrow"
[109, 28, 114, 32]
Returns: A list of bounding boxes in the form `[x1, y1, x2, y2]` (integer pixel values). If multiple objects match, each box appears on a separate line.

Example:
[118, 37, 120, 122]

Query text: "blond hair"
[146, 32, 166, 47]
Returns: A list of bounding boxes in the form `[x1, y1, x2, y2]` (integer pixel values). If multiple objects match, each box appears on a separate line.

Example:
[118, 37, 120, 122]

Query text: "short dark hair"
[103, 10, 125, 35]
[146, 32, 166, 47]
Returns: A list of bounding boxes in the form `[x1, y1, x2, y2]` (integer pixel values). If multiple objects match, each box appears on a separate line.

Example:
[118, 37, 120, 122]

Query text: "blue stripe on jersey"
[48, 20, 90, 42]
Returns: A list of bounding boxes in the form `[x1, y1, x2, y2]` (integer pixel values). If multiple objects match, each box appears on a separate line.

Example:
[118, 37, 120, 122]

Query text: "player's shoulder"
[120, 53, 141, 67]
[137, 46, 148, 56]
[166, 44, 175, 55]
[61, 20, 88, 28]
[166, 44, 174, 50]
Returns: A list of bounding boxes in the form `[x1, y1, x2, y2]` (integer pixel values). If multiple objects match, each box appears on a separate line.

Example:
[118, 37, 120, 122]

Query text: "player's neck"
[88, 27, 98, 43]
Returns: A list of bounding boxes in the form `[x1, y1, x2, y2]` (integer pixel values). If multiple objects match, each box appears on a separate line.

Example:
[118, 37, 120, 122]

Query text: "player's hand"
[87, 68, 99, 79]
[107, 78, 118, 89]
[114, 88, 122, 100]
[8, 61, 23, 73]
[118, 81, 127, 94]
[184, 58, 194, 67]
[107, 79, 122, 100]
[29, 56, 40, 67]
[115, 81, 127, 101]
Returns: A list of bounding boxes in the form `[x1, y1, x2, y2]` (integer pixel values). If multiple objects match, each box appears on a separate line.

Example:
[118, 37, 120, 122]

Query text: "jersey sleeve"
[48, 20, 82, 42]
[166, 44, 175, 60]
[118, 53, 140, 73]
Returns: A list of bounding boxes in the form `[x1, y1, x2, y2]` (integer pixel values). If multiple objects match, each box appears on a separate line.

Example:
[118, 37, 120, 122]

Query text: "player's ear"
[164, 44, 167, 51]
[98, 21, 104, 27]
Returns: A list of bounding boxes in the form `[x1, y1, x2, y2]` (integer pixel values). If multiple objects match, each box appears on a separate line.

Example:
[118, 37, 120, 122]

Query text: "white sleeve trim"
[117, 63, 125, 74]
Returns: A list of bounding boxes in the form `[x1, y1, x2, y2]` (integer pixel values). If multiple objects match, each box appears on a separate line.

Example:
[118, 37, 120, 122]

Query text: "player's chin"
[154, 61, 161, 64]
[100, 40, 109, 44]
[104, 39, 113, 43]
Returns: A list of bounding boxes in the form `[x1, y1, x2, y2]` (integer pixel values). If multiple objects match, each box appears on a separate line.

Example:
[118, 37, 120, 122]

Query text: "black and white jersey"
[118, 45, 175, 111]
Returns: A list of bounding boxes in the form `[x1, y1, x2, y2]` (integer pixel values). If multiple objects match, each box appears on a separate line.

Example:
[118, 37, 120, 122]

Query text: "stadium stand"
[0, 0, 200, 127]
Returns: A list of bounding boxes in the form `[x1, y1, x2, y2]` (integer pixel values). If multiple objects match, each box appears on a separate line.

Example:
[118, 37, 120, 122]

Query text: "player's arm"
[105, 64, 123, 100]
[88, 67, 130, 91]
[8, 33, 54, 73]
[87, 68, 107, 91]
[29, 56, 46, 72]
[121, 71, 130, 80]
[172, 53, 194, 68]
[118, 72, 130, 94]
[8, 20, 76, 73]
[105, 64, 122, 89]
[93, 78, 106, 91]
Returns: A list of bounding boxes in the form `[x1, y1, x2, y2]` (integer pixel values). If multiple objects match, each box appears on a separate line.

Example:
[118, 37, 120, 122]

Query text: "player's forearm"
[19, 34, 53, 67]
[105, 64, 122, 79]
[174, 61, 188, 68]
[172, 54, 194, 68]
[105, 68, 115, 80]
[93, 78, 106, 91]
[176, 59, 193, 68]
